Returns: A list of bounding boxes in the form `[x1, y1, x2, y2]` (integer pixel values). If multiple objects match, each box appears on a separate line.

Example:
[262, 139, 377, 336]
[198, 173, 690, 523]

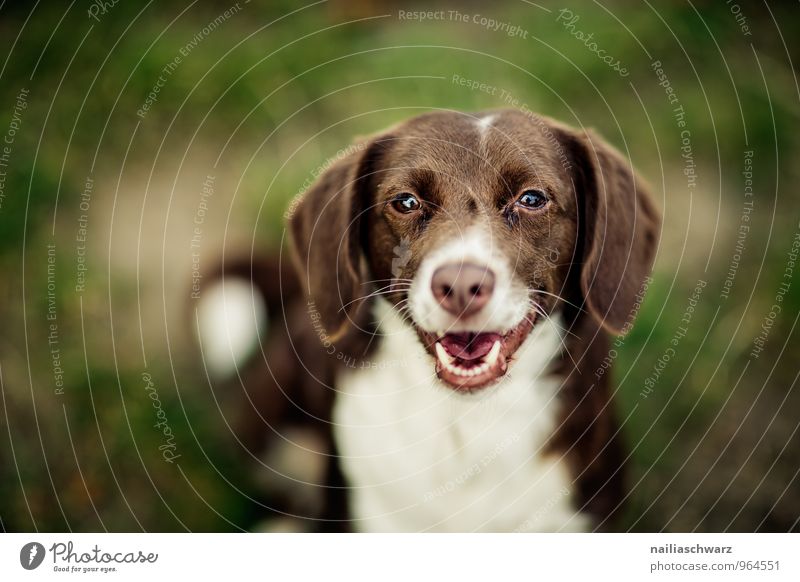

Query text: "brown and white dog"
[197, 109, 660, 532]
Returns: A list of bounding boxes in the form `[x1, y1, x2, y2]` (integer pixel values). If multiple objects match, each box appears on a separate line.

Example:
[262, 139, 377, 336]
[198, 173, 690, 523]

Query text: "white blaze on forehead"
[475, 114, 496, 139]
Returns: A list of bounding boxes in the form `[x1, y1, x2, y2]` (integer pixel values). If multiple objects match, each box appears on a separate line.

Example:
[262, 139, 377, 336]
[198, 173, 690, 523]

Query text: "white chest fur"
[333, 300, 590, 532]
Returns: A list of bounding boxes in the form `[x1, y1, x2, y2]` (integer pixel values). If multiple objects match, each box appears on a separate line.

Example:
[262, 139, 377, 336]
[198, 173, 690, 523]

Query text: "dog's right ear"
[288, 135, 391, 343]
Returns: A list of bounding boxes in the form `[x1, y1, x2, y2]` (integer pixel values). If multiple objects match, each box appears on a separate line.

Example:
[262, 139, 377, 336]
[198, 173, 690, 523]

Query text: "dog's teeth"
[435, 342, 454, 365]
[440, 354, 463, 375]
[485, 341, 502, 367]
[436, 341, 499, 379]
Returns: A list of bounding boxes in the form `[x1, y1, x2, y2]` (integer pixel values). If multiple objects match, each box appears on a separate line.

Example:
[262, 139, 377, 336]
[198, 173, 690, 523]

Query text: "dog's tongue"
[439, 332, 503, 361]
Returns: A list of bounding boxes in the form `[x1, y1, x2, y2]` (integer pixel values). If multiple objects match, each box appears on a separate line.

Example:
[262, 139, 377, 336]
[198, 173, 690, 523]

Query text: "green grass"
[0, 0, 798, 532]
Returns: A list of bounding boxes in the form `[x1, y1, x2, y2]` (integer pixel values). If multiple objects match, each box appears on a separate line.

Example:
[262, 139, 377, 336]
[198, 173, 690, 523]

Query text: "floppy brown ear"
[288, 136, 389, 342]
[565, 129, 661, 335]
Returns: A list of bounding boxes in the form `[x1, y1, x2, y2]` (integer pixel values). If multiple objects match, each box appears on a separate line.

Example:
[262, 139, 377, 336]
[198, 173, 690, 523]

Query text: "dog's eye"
[516, 189, 549, 210]
[391, 192, 421, 214]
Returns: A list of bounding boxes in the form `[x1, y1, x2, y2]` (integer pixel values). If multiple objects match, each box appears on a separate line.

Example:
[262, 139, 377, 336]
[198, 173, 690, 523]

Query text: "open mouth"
[417, 312, 537, 392]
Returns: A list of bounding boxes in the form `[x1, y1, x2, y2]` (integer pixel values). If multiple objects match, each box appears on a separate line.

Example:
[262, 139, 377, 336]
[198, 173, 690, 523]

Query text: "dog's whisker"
[546, 261, 584, 268]
[527, 299, 580, 340]
[337, 287, 409, 312]
[391, 303, 415, 326]
[363, 297, 415, 353]
[363, 282, 412, 294]
[365, 283, 413, 294]
[361, 278, 414, 286]
[368, 282, 412, 292]
[528, 300, 582, 359]
[529, 289, 587, 313]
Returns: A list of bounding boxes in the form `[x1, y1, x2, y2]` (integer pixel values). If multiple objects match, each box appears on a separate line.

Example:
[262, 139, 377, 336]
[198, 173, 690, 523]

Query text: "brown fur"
[217, 109, 660, 530]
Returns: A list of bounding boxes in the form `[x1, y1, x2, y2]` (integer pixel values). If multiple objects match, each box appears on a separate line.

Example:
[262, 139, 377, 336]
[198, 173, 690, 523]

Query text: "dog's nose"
[431, 262, 495, 318]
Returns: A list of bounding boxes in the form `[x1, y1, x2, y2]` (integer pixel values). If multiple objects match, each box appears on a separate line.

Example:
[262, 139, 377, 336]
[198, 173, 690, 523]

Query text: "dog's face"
[290, 110, 659, 392]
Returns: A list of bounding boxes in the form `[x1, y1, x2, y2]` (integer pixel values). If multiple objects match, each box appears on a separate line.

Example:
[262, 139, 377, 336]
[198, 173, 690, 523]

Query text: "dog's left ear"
[560, 128, 661, 335]
[288, 135, 391, 342]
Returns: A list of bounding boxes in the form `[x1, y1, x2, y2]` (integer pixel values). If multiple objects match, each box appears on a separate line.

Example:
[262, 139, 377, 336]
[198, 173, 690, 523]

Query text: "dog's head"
[289, 109, 659, 392]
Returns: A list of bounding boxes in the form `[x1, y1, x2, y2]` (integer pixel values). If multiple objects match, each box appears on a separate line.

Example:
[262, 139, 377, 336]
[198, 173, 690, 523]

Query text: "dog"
[197, 108, 660, 532]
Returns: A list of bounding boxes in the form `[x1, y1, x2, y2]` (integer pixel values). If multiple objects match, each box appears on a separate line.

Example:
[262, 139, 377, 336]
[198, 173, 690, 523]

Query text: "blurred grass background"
[0, 0, 798, 531]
